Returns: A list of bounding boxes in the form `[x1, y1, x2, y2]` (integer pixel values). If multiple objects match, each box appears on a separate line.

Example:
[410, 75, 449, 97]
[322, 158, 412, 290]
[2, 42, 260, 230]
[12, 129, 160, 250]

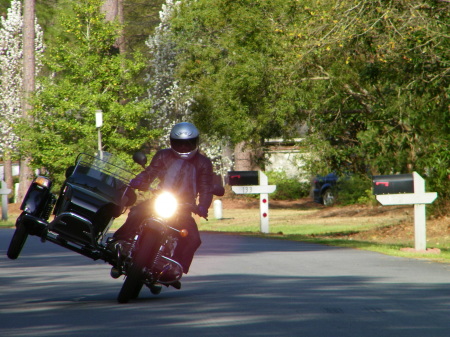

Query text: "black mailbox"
[227, 171, 259, 186]
[372, 174, 414, 195]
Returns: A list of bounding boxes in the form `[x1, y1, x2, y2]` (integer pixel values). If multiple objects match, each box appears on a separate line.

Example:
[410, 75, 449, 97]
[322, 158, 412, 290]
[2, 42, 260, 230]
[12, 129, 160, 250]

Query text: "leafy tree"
[295, 0, 450, 209]
[18, 0, 156, 186]
[0, 0, 10, 16]
[170, 0, 308, 149]
[146, 0, 233, 175]
[166, 0, 450, 209]
[123, 0, 165, 53]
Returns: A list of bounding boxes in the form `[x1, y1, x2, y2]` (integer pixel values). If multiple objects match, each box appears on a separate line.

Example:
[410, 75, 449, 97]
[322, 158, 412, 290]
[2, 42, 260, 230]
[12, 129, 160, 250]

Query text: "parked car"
[312, 173, 338, 206]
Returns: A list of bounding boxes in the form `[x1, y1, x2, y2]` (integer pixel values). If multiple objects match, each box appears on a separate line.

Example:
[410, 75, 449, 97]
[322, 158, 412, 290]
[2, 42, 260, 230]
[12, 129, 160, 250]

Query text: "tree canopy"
[164, 0, 449, 208]
[17, 0, 157, 185]
[2, 0, 449, 210]
[170, 0, 310, 146]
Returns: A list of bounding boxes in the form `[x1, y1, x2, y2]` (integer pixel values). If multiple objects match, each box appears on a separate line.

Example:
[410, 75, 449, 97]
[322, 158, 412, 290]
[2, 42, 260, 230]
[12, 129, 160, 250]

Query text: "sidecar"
[7, 152, 136, 263]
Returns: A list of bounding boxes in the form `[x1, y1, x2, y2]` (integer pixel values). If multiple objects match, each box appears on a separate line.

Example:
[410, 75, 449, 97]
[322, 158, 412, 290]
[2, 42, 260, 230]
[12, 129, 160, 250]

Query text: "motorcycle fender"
[142, 218, 167, 235]
[20, 181, 53, 216]
[17, 212, 49, 236]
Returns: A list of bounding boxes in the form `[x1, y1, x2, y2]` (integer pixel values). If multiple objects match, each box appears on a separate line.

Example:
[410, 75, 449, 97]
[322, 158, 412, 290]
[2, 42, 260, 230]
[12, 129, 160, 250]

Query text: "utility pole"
[18, 0, 36, 202]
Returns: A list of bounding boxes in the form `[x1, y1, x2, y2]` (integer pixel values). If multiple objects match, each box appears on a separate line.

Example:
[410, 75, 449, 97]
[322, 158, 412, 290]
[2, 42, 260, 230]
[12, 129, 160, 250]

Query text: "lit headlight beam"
[154, 192, 178, 218]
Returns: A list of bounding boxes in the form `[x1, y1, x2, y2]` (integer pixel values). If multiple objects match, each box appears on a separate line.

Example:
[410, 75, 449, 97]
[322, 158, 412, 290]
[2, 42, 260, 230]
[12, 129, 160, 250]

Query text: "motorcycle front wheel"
[117, 230, 159, 303]
[117, 266, 142, 304]
[7, 217, 29, 260]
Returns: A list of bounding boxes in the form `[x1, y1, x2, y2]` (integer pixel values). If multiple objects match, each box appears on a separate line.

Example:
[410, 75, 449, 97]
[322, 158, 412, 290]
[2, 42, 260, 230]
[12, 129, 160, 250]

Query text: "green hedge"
[266, 171, 310, 200]
[336, 175, 377, 206]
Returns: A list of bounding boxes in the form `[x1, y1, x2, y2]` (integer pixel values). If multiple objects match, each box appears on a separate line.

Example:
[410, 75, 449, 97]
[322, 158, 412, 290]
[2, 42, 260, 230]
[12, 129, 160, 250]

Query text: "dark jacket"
[134, 149, 214, 209]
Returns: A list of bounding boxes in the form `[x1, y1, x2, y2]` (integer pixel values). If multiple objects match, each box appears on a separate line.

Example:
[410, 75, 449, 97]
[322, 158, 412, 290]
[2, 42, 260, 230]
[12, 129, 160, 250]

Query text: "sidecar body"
[8, 152, 136, 262]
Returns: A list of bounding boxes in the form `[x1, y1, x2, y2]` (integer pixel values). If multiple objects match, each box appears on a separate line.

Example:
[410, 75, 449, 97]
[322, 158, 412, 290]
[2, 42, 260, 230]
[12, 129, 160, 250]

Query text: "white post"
[375, 172, 437, 251]
[96, 110, 103, 158]
[414, 204, 426, 251]
[413, 172, 426, 251]
[259, 171, 270, 234]
[214, 199, 223, 220]
[0, 180, 12, 220]
[230, 171, 276, 234]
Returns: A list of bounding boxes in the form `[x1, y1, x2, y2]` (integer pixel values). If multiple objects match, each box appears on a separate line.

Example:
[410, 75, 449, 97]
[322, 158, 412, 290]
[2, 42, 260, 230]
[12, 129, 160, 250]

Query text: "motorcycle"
[6, 151, 223, 303]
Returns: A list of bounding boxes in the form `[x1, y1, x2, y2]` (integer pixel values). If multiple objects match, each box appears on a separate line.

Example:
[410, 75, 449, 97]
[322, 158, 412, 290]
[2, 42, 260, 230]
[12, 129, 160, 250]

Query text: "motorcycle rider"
[111, 122, 214, 282]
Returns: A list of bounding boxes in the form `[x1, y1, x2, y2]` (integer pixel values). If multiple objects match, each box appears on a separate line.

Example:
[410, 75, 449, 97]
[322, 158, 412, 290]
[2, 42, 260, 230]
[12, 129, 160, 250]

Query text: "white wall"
[0, 163, 20, 180]
[265, 149, 309, 182]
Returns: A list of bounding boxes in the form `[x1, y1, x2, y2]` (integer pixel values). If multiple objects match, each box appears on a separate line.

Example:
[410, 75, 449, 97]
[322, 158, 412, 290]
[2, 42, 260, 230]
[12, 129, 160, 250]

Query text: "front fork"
[110, 218, 165, 278]
[110, 217, 187, 281]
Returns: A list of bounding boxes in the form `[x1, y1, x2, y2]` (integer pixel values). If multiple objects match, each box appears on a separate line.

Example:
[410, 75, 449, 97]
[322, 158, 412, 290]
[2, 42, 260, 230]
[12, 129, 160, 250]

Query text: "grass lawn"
[197, 200, 450, 263]
[2, 198, 449, 263]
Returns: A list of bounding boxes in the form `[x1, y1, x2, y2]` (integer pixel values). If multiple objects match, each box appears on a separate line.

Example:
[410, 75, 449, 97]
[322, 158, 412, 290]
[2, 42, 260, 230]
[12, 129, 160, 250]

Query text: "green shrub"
[266, 171, 309, 200]
[336, 175, 376, 206]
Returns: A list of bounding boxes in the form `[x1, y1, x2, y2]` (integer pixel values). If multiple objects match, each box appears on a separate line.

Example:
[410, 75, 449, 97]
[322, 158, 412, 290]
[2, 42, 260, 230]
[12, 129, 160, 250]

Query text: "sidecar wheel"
[7, 220, 29, 260]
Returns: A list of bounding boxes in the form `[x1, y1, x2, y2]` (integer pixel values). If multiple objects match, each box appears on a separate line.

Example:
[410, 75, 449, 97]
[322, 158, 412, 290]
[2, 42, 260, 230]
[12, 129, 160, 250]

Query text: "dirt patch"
[8, 203, 21, 215]
[217, 196, 450, 244]
[219, 196, 319, 210]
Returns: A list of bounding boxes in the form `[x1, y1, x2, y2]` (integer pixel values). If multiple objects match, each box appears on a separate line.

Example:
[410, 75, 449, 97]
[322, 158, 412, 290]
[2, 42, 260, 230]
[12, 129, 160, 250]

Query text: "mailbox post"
[0, 180, 12, 220]
[228, 171, 276, 234]
[373, 172, 437, 251]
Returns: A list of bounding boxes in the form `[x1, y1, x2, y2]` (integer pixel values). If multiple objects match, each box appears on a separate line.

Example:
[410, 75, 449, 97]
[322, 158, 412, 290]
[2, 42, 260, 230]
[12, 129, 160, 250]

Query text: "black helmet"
[170, 122, 199, 160]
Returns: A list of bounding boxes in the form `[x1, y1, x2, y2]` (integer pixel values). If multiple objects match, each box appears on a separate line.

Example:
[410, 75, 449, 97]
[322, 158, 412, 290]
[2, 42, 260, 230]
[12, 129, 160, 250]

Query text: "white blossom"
[0, 0, 44, 155]
[145, 0, 189, 142]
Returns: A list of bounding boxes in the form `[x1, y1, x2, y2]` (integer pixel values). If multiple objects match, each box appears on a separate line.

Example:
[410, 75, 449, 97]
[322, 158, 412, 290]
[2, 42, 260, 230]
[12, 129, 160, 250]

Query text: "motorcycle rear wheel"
[7, 219, 29, 260]
[117, 230, 159, 303]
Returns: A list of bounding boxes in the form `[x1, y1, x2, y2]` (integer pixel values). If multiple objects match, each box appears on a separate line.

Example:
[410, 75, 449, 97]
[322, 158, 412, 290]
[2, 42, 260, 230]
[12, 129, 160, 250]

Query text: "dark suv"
[313, 173, 338, 206]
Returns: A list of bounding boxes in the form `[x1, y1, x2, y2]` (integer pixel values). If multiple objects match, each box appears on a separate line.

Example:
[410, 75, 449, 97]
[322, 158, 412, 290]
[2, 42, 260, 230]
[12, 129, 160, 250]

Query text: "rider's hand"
[129, 176, 146, 190]
[196, 205, 208, 218]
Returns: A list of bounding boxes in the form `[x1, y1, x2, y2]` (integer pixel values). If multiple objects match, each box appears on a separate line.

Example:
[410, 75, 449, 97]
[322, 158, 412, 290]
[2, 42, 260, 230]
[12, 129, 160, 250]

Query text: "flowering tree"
[146, 0, 233, 176]
[145, 0, 191, 142]
[0, 0, 43, 188]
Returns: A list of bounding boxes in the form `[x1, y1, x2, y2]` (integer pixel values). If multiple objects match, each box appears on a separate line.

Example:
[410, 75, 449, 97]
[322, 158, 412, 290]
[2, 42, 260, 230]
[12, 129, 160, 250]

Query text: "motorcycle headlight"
[154, 192, 178, 219]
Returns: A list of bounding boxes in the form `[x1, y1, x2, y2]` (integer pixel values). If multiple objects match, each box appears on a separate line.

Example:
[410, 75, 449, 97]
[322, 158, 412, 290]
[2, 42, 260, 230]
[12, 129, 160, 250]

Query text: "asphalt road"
[1, 228, 450, 337]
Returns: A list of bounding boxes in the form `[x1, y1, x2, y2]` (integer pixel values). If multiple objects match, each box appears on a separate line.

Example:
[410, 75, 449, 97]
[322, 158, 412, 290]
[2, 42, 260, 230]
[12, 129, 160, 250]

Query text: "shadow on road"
[1, 229, 450, 337]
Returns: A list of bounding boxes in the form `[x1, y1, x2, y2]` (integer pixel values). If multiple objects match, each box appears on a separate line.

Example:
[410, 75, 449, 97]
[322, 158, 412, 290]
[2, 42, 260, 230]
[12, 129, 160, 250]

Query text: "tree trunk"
[234, 141, 256, 171]
[101, 0, 125, 53]
[18, 0, 35, 202]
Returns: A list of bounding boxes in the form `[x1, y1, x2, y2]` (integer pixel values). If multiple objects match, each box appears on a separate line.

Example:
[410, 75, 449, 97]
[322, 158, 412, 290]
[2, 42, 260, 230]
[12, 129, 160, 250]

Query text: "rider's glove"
[196, 205, 208, 218]
[129, 176, 146, 190]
